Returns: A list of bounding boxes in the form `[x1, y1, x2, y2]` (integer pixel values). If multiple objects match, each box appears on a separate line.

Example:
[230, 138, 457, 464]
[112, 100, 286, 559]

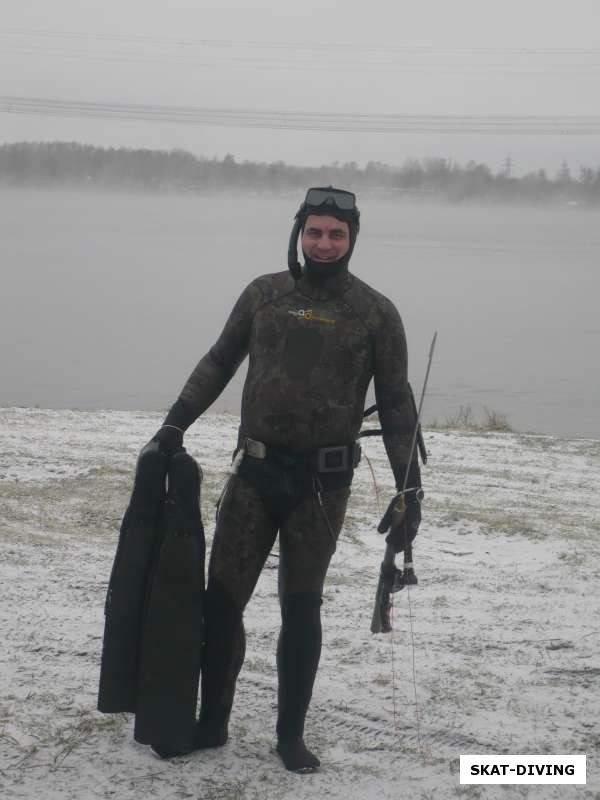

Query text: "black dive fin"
[98, 443, 168, 713]
[133, 449, 205, 750]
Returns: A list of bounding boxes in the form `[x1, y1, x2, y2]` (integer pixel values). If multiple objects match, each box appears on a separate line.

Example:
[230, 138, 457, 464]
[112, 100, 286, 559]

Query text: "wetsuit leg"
[199, 474, 279, 736]
[276, 487, 350, 771]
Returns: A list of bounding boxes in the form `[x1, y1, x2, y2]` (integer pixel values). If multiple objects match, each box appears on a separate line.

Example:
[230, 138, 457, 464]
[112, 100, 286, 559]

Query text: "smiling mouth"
[312, 255, 337, 262]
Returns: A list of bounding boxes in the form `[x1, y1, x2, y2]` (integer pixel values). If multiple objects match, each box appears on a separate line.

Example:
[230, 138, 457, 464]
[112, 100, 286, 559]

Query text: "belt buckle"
[245, 438, 267, 459]
[317, 446, 349, 473]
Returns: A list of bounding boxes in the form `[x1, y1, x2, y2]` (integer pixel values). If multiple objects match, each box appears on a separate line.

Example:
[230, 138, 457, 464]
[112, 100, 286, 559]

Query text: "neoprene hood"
[288, 186, 361, 280]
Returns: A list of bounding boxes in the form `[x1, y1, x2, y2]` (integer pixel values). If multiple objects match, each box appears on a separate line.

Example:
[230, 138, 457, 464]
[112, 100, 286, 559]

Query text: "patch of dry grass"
[430, 405, 513, 433]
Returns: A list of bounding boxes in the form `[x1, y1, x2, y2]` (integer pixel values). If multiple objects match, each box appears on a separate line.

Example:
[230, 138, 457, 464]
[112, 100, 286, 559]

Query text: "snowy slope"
[0, 407, 598, 799]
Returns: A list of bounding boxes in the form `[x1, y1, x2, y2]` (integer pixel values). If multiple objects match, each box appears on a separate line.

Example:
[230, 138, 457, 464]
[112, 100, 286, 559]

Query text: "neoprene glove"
[149, 398, 198, 456]
[151, 425, 183, 456]
[378, 492, 422, 553]
[379, 460, 423, 553]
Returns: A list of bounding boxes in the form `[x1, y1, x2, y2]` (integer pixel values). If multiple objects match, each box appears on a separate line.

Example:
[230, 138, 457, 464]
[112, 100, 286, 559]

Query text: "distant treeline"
[2, 141, 600, 205]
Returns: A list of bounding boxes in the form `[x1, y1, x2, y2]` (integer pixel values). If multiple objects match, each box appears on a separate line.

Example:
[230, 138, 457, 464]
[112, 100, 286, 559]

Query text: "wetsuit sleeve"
[167, 281, 260, 429]
[372, 301, 420, 489]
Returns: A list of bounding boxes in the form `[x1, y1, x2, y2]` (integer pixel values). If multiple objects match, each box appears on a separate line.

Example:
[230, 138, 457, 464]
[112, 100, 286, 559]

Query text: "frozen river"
[1, 188, 598, 437]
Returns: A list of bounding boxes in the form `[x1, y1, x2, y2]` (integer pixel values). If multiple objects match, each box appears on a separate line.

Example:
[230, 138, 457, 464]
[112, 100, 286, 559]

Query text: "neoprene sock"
[276, 592, 322, 769]
[276, 738, 320, 772]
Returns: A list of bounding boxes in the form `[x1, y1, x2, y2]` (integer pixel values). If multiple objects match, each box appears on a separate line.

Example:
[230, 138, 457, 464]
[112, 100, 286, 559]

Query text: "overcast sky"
[2, 0, 599, 174]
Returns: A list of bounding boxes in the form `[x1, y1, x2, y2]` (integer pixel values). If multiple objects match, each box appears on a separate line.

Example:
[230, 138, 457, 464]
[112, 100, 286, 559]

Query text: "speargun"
[370, 332, 437, 634]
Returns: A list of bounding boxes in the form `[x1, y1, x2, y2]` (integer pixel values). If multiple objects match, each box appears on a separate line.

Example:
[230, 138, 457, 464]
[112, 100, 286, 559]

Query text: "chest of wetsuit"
[241, 284, 372, 450]
[178, 269, 416, 476]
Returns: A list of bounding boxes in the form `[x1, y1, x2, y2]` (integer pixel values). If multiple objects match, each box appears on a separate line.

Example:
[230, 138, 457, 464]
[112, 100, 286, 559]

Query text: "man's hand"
[150, 398, 197, 457]
[377, 489, 423, 554]
[151, 425, 184, 457]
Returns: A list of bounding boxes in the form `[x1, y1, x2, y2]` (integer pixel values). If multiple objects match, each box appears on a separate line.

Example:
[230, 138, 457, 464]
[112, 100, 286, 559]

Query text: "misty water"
[2, 188, 598, 438]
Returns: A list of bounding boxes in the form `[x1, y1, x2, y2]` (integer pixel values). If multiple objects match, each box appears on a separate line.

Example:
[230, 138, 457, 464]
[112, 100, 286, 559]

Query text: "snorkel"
[288, 216, 304, 281]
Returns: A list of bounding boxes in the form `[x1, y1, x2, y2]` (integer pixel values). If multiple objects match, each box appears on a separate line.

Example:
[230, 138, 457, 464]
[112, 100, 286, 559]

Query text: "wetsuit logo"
[288, 308, 335, 325]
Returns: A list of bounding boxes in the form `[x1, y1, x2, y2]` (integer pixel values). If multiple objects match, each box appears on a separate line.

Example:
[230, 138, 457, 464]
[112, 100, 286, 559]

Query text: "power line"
[2, 26, 600, 56]
[2, 95, 600, 135]
[3, 43, 600, 75]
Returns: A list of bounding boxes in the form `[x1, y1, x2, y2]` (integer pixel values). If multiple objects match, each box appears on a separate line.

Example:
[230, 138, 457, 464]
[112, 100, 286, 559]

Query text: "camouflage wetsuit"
[166, 264, 418, 746]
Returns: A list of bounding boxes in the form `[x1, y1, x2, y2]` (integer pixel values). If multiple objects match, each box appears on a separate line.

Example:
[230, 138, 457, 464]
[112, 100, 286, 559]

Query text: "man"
[151, 187, 421, 771]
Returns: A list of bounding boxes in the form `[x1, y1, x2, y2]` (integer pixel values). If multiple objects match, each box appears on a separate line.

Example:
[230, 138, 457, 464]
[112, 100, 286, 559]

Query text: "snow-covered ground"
[1, 407, 598, 799]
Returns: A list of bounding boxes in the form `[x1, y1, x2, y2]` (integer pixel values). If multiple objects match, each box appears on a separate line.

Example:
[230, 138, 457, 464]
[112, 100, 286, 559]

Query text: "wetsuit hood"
[288, 187, 360, 281]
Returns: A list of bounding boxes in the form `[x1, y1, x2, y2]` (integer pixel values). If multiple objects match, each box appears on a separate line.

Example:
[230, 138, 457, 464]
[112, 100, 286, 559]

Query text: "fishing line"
[399, 337, 439, 756]
[363, 451, 382, 517]
[386, 335, 437, 755]
[365, 446, 421, 747]
[405, 575, 422, 752]
[389, 598, 399, 734]
[363, 440, 403, 739]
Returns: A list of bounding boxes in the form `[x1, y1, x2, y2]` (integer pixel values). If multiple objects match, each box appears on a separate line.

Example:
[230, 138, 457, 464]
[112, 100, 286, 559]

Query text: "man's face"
[301, 214, 350, 264]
